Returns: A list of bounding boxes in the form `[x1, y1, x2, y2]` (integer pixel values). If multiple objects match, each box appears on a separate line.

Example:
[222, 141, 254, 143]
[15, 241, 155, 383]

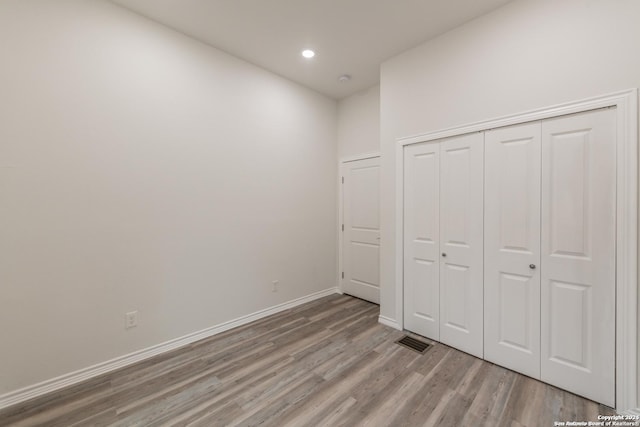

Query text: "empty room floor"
[0, 294, 614, 426]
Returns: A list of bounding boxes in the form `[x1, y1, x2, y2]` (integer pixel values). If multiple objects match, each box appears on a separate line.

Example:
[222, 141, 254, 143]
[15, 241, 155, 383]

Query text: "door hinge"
[342, 272, 344, 279]
[342, 224, 344, 231]
[341, 176, 344, 184]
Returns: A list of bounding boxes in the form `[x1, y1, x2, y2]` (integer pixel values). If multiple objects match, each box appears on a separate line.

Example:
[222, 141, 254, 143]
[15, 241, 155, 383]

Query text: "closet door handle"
[529, 264, 536, 269]
[442, 253, 447, 257]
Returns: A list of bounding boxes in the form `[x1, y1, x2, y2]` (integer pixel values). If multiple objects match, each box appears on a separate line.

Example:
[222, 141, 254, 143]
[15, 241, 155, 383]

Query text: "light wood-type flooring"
[0, 294, 615, 426]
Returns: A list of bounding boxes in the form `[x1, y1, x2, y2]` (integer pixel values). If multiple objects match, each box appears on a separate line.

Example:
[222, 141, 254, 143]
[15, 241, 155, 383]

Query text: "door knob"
[442, 253, 447, 257]
[529, 264, 536, 269]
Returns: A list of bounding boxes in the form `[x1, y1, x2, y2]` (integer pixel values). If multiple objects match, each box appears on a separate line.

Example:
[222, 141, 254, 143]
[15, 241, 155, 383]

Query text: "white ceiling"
[111, 0, 512, 99]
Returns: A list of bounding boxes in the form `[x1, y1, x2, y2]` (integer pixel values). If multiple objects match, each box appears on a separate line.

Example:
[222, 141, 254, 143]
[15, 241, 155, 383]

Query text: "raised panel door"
[342, 157, 380, 304]
[439, 133, 484, 358]
[541, 108, 616, 406]
[484, 122, 541, 378]
[403, 143, 440, 339]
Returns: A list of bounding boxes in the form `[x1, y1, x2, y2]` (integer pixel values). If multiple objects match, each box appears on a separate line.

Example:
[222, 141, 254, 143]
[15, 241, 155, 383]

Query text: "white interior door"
[484, 123, 541, 378]
[439, 133, 484, 358]
[540, 108, 616, 407]
[342, 157, 380, 304]
[403, 142, 440, 339]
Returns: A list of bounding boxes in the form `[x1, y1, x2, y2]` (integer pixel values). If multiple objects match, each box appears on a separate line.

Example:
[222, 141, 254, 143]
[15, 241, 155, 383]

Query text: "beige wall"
[0, 0, 337, 395]
[337, 85, 380, 159]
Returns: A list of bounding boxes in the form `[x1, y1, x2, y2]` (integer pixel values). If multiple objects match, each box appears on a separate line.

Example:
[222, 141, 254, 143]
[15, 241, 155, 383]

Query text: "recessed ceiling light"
[302, 49, 315, 59]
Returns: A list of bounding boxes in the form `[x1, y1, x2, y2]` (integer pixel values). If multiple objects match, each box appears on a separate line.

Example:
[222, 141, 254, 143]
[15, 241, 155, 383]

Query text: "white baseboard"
[378, 315, 402, 330]
[0, 287, 339, 411]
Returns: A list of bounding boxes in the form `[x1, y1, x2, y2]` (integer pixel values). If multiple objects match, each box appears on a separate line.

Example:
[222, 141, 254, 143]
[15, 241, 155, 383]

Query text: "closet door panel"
[403, 142, 440, 339]
[484, 123, 541, 378]
[541, 108, 616, 407]
[439, 132, 484, 358]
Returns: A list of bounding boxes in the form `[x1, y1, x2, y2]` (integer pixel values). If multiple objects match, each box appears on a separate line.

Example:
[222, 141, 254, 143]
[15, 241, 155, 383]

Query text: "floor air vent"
[396, 335, 431, 354]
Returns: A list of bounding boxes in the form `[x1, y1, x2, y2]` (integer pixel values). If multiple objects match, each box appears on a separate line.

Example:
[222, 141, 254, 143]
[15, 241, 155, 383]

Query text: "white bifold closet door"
[483, 108, 616, 406]
[404, 142, 440, 339]
[540, 109, 616, 407]
[484, 122, 542, 379]
[404, 133, 484, 358]
[439, 133, 484, 358]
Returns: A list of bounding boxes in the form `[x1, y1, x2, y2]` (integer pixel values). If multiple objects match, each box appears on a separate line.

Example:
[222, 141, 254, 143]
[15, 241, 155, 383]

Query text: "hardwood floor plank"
[156, 357, 297, 426]
[314, 328, 394, 381]
[348, 347, 419, 402]
[2, 379, 113, 427]
[180, 401, 244, 427]
[516, 377, 546, 426]
[0, 294, 615, 427]
[486, 366, 519, 424]
[314, 396, 357, 427]
[324, 302, 380, 331]
[113, 360, 220, 416]
[68, 408, 118, 427]
[231, 375, 325, 427]
[496, 375, 540, 427]
[423, 387, 458, 427]
[268, 351, 382, 427]
[425, 390, 474, 427]
[384, 349, 460, 426]
[455, 358, 485, 397]
[111, 375, 222, 427]
[109, 344, 202, 389]
[351, 371, 426, 426]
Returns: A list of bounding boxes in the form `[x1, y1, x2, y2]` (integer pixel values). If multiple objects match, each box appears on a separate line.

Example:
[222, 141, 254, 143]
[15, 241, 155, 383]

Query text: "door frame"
[393, 89, 638, 412]
[338, 152, 381, 295]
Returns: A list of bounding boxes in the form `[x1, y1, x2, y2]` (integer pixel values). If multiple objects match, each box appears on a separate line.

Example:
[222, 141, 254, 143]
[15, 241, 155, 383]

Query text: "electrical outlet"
[125, 311, 138, 329]
[272, 280, 279, 292]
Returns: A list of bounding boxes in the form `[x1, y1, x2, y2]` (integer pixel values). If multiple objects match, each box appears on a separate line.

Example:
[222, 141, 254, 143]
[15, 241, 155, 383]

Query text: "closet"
[403, 108, 616, 406]
[403, 132, 484, 358]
